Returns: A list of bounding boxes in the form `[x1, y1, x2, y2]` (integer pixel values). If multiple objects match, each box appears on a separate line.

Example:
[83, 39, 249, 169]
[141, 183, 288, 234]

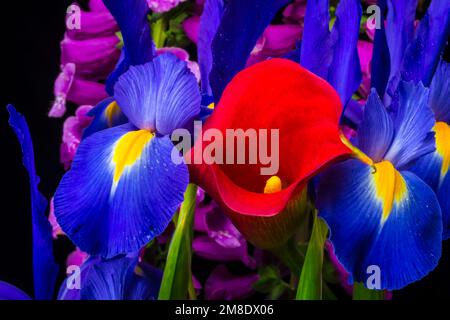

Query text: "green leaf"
[158, 184, 198, 300]
[352, 283, 386, 300]
[296, 211, 328, 300]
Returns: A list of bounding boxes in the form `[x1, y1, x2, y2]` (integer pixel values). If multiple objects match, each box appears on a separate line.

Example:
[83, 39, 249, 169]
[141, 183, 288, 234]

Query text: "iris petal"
[400, 0, 450, 86]
[318, 159, 442, 290]
[300, 0, 333, 80]
[198, 0, 224, 97]
[429, 60, 450, 123]
[54, 123, 189, 258]
[82, 97, 128, 139]
[385, 0, 416, 87]
[384, 81, 435, 169]
[103, 0, 155, 94]
[357, 89, 394, 162]
[58, 256, 162, 300]
[0, 281, 31, 300]
[7, 105, 58, 300]
[370, 0, 390, 98]
[210, 0, 289, 102]
[114, 54, 201, 135]
[410, 122, 450, 239]
[327, 0, 362, 106]
[438, 174, 450, 239]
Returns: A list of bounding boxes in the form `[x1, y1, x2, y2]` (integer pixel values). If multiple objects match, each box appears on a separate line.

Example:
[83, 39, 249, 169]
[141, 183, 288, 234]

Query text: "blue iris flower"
[317, 82, 442, 291]
[54, 53, 201, 258]
[313, 0, 450, 290]
[52, 0, 201, 258]
[58, 255, 162, 300]
[410, 61, 450, 239]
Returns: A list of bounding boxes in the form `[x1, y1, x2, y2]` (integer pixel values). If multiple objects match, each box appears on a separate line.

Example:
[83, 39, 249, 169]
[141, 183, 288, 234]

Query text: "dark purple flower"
[205, 265, 259, 300]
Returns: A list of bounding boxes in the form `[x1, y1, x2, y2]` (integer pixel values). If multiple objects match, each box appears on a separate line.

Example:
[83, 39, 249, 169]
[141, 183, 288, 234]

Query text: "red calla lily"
[188, 58, 351, 249]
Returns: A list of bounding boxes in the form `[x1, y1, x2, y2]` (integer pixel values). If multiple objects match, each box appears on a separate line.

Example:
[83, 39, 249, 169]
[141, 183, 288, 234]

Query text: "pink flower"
[205, 265, 259, 300]
[48, 198, 65, 239]
[357, 40, 373, 98]
[282, 0, 306, 25]
[147, 0, 187, 13]
[50, 0, 119, 118]
[182, 16, 200, 44]
[60, 105, 94, 169]
[247, 24, 302, 66]
[66, 248, 89, 267]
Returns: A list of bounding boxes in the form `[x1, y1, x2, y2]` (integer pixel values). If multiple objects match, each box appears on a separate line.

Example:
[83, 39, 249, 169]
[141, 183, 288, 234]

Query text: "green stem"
[158, 184, 198, 300]
[352, 283, 386, 300]
[272, 238, 305, 277]
[296, 211, 328, 300]
[152, 18, 167, 48]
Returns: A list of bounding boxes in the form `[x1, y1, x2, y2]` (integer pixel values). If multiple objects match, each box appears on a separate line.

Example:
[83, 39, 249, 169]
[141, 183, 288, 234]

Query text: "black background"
[0, 1, 449, 300]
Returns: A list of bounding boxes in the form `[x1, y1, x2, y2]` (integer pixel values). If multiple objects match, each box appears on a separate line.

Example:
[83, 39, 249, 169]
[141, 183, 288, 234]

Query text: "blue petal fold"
[384, 81, 435, 169]
[58, 256, 162, 300]
[83, 97, 128, 139]
[370, 0, 390, 98]
[103, 0, 155, 94]
[198, 0, 224, 97]
[210, 0, 290, 102]
[429, 60, 450, 123]
[438, 174, 450, 239]
[300, 0, 333, 80]
[0, 281, 32, 300]
[400, 0, 450, 86]
[327, 0, 362, 106]
[7, 105, 58, 300]
[410, 151, 450, 239]
[385, 0, 417, 86]
[114, 53, 201, 135]
[54, 123, 189, 258]
[357, 89, 394, 162]
[318, 159, 442, 290]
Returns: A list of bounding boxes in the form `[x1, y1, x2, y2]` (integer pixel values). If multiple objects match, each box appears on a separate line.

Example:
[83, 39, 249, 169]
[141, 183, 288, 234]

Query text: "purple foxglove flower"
[60, 105, 94, 169]
[183, 16, 200, 44]
[193, 236, 256, 268]
[48, 198, 65, 239]
[60, 34, 120, 79]
[88, 0, 111, 12]
[67, 77, 109, 106]
[247, 24, 302, 66]
[282, 0, 306, 25]
[205, 265, 259, 300]
[50, 63, 76, 118]
[193, 202, 256, 268]
[66, 5, 118, 40]
[147, 0, 187, 13]
[50, 64, 109, 118]
[357, 40, 373, 98]
[67, 248, 89, 267]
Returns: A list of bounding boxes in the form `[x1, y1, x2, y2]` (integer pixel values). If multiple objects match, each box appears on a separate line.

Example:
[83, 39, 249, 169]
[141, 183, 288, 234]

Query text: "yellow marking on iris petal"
[112, 130, 153, 184]
[264, 176, 282, 194]
[340, 133, 374, 166]
[372, 161, 407, 222]
[105, 101, 121, 127]
[207, 103, 215, 110]
[434, 122, 450, 179]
